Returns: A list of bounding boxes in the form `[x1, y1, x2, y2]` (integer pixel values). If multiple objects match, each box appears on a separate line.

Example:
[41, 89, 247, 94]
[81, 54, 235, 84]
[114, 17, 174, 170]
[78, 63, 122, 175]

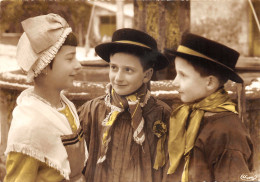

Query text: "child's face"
[173, 57, 209, 103]
[46, 45, 81, 90]
[109, 52, 151, 96]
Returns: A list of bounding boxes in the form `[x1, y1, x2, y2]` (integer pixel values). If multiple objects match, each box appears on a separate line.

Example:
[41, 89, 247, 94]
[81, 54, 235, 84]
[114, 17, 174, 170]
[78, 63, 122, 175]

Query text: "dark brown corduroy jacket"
[163, 112, 254, 182]
[79, 95, 171, 182]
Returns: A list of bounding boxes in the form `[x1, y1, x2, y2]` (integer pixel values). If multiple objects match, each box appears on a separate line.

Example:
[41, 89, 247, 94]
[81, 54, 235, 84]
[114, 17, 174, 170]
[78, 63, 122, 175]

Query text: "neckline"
[30, 91, 64, 110]
[57, 101, 66, 111]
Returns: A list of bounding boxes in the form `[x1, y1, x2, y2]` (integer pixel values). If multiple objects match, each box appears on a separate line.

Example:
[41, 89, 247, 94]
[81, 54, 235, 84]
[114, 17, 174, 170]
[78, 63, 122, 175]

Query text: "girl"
[4, 13, 88, 182]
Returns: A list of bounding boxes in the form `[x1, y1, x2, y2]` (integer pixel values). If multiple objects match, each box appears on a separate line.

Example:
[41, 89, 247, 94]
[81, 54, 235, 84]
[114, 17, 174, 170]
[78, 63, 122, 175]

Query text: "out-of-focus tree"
[0, 1, 26, 33]
[134, 1, 190, 51]
[134, 1, 190, 80]
[0, 1, 92, 46]
[64, 1, 92, 46]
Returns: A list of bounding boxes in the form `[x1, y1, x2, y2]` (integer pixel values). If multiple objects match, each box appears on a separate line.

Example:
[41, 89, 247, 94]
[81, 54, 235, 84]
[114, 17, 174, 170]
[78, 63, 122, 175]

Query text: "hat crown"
[111, 28, 158, 50]
[21, 13, 69, 54]
[167, 32, 243, 83]
[95, 28, 169, 70]
[180, 33, 240, 70]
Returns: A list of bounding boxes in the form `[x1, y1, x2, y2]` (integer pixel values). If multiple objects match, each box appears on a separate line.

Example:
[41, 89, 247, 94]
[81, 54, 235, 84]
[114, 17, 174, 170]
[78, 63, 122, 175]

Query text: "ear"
[143, 68, 154, 83]
[206, 75, 220, 91]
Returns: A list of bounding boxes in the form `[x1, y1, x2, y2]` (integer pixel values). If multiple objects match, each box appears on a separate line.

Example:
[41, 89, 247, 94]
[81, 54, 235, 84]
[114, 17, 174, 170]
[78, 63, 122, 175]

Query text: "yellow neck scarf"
[167, 88, 238, 182]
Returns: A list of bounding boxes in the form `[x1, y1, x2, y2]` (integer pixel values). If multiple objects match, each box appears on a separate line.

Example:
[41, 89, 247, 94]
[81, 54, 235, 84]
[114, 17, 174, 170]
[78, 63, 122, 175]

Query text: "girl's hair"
[185, 58, 229, 86]
[110, 46, 159, 71]
[63, 32, 78, 46]
[49, 32, 78, 69]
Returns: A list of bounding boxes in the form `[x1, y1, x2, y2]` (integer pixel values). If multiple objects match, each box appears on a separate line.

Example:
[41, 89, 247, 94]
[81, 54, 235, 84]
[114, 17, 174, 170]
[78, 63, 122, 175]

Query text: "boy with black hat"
[163, 33, 254, 182]
[78, 28, 171, 182]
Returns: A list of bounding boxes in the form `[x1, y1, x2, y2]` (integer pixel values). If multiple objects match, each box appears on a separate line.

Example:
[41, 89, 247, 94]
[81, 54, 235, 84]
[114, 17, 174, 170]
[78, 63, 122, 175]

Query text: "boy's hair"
[184, 58, 229, 86]
[110, 46, 159, 71]
[49, 32, 78, 69]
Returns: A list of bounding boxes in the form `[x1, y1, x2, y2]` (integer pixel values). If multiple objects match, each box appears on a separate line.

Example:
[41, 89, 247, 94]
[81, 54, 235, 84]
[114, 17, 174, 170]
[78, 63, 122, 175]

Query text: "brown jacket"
[79, 95, 171, 182]
[163, 112, 254, 182]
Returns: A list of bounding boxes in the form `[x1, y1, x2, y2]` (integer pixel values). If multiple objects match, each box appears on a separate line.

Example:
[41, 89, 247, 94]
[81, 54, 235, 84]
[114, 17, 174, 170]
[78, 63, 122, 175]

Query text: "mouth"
[114, 83, 126, 87]
[177, 90, 182, 94]
[68, 75, 76, 80]
[69, 74, 76, 77]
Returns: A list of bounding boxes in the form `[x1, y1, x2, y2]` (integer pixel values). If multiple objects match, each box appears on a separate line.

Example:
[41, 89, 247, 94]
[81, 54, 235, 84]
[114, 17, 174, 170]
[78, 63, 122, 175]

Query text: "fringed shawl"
[5, 88, 83, 180]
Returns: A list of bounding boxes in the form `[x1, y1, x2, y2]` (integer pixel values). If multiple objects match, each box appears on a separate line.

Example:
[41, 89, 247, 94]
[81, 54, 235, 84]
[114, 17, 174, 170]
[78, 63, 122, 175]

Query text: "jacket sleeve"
[203, 115, 254, 181]
[213, 149, 253, 181]
[78, 101, 93, 148]
[77, 97, 106, 182]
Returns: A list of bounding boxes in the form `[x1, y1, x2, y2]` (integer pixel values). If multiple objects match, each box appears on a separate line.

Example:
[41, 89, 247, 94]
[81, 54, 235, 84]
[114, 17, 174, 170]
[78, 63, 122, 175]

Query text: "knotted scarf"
[167, 88, 238, 182]
[97, 84, 151, 163]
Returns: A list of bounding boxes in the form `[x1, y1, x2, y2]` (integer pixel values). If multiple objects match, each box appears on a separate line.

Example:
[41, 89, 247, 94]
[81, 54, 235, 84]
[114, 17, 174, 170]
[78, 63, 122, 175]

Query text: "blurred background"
[0, 0, 260, 180]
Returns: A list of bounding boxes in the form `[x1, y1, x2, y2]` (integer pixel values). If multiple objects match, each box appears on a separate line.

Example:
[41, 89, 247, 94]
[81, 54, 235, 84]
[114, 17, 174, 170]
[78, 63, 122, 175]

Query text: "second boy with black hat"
[163, 33, 254, 182]
[79, 28, 171, 182]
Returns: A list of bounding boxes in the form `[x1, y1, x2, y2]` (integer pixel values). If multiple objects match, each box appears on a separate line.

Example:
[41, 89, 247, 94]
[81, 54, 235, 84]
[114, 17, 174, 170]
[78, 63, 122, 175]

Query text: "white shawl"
[5, 88, 85, 180]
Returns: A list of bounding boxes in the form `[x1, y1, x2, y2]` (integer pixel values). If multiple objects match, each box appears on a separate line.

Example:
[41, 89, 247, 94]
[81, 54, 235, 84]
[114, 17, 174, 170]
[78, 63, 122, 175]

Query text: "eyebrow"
[177, 70, 186, 75]
[65, 52, 76, 56]
[109, 63, 136, 69]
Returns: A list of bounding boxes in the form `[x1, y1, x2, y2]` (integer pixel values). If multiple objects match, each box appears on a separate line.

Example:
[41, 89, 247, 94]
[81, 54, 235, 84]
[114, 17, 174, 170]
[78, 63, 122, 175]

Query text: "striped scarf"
[97, 83, 151, 163]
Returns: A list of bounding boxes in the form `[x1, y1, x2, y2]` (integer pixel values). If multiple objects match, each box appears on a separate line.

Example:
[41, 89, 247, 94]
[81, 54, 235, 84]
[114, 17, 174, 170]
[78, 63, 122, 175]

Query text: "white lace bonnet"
[16, 13, 72, 82]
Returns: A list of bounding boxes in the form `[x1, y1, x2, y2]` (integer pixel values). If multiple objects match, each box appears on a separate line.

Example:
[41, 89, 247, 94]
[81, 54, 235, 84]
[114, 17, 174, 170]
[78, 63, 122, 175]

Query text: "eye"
[66, 56, 74, 62]
[125, 67, 134, 73]
[175, 71, 186, 79]
[110, 64, 118, 71]
[178, 71, 186, 77]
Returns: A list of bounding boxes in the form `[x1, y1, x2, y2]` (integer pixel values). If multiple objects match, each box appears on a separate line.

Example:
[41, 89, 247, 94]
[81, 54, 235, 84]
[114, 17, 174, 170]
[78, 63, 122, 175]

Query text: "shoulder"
[198, 112, 252, 151]
[203, 112, 245, 133]
[143, 96, 172, 124]
[78, 95, 106, 111]
[78, 95, 107, 119]
[148, 96, 172, 113]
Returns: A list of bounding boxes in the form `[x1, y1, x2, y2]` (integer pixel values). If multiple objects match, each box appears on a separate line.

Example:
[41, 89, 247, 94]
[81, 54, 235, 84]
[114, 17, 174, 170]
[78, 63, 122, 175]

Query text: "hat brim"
[95, 42, 169, 71]
[165, 49, 243, 83]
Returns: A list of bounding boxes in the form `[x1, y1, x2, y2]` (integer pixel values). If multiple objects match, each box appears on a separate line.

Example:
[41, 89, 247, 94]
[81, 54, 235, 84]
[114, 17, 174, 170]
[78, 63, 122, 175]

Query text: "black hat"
[165, 33, 243, 83]
[95, 28, 169, 70]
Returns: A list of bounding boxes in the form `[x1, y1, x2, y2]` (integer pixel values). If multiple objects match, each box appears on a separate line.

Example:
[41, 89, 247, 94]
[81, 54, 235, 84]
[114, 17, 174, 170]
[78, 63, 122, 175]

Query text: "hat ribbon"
[177, 45, 234, 71]
[115, 40, 152, 49]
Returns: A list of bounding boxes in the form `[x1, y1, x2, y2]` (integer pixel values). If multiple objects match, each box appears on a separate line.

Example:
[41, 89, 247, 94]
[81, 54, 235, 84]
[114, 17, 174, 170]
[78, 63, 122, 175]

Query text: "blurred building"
[87, 1, 133, 43]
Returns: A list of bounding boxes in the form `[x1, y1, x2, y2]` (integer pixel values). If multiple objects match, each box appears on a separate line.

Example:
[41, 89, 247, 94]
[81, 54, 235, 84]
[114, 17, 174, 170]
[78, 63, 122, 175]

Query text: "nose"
[74, 59, 82, 71]
[172, 75, 179, 88]
[115, 70, 123, 82]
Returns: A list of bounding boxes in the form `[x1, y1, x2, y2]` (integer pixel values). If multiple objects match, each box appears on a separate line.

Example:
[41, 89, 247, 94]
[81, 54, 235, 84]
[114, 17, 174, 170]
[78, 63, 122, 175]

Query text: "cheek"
[109, 71, 115, 80]
[130, 74, 143, 83]
[179, 78, 191, 89]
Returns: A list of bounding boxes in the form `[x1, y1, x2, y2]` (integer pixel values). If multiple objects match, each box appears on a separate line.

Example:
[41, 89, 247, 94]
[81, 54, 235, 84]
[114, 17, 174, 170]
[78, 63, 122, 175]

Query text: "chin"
[114, 89, 134, 96]
[181, 97, 194, 103]
[114, 90, 128, 96]
[181, 99, 189, 103]
[63, 83, 73, 89]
